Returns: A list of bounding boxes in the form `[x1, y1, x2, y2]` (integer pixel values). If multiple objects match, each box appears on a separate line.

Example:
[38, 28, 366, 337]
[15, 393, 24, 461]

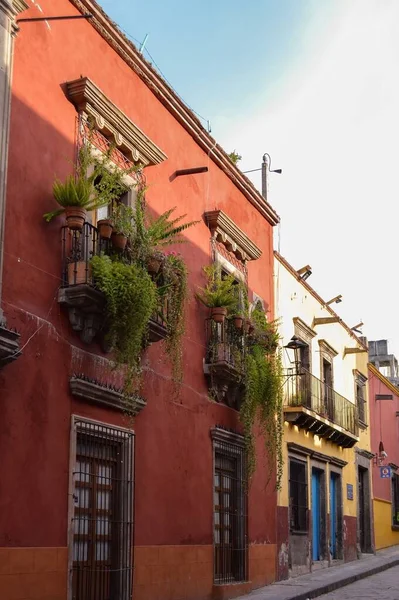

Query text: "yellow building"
[275, 252, 373, 580]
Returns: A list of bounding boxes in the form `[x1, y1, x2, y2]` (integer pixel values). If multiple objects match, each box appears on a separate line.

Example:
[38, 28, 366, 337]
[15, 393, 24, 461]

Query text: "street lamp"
[284, 336, 308, 377]
[242, 152, 282, 202]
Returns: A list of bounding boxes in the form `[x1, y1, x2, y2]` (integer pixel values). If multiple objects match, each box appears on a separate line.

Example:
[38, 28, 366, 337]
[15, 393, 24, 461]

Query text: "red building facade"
[0, 1, 279, 599]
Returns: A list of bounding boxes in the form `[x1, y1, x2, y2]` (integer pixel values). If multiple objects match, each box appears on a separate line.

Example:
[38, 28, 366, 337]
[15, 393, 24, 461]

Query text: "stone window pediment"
[318, 339, 338, 359]
[204, 210, 262, 262]
[293, 317, 317, 344]
[66, 77, 167, 167]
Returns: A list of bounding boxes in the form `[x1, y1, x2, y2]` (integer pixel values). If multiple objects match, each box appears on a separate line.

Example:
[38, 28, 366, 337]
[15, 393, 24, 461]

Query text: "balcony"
[283, 368, 359, 448]
[203, 318, 245, 408]
[58, 222, 168, 346]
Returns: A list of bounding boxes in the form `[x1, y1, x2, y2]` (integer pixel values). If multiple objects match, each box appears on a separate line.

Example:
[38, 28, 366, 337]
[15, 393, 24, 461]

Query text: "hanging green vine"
[240, 304, 284, 489]
[162, 252, 188, 394]
[91, 255, 158, 396]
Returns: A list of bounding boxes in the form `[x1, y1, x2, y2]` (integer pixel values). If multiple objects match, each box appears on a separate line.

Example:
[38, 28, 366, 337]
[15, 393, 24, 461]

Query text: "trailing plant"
[43, 142, 129, 222]
[195, 264, 237, 311]
[91, 254, 157, 395]
[240, 307, 284, 488]
[162, 251, 188, 394]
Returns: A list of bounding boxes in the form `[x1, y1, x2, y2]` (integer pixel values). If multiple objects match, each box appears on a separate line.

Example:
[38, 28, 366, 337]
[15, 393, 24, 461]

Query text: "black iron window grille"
[212, 428, 247, 584]
[71, 419, 134, 600]
[289, 459, 308, 533]
[392, 473, 399, 527]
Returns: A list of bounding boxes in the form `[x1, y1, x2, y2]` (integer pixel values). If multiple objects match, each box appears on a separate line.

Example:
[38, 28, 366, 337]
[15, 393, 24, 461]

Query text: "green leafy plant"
[131, 192, 199, 264]
[44, 142, 132, 222]
[228, 150, 242, 165]
[162, 252, 188, 393]
[111, 203, 134, 236]
[240, 307, 284, 488]
[195, 265, 237, 310]
[91, 254, 157, 394]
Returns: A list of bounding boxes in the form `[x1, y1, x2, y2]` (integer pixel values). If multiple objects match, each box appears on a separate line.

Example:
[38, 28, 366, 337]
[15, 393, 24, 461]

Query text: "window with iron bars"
[392, 473, 399, 527]
[71, 419, 134, 600]
[212, 428, 247, 584]
[289, 459, 308, 533]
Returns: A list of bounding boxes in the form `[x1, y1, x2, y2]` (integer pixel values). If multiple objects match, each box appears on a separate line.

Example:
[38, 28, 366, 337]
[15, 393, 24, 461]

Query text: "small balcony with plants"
[44, 142, 197, 400]
[283, 368, 359, 448]
[197, 265, 284, 485]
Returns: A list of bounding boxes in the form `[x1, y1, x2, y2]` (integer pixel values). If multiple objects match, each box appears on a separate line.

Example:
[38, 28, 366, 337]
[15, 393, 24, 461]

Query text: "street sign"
[347, 483, 354, 500]
[380, 466, 392, 479]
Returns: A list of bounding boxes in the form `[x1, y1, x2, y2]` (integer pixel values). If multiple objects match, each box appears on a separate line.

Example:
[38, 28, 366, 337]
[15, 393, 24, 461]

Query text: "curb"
[288, 557, 399, 600]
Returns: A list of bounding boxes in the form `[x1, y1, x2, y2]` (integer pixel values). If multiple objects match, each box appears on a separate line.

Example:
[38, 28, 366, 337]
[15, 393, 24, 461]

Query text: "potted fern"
[43, 144, 129, 231]
[131, 193, 199, 271]
[196, 265, 237, 323]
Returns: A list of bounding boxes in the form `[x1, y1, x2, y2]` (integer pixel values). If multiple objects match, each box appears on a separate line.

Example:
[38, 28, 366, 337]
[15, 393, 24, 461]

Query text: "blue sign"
[347, 484, 354, 500]
[380, 466, 391, 479]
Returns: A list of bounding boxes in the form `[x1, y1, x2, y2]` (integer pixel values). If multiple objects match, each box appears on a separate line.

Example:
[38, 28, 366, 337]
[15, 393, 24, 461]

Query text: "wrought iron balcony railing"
[284, 368, 358, 439]
[59, 222, 168, 343]
[204, 318, 245, 408]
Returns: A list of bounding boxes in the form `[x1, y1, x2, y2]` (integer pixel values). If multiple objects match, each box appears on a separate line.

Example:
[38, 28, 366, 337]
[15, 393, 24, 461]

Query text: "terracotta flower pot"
[68, 261, 91, 285]
[233, 315, 244, 330]
[211, 306, 227, 323]
[147, 256, 162, 275]
[244, 318, 254, 334]
[111, 232, 127, 251]
[97, 219, 113, 240]
[65, 207, 86, 231]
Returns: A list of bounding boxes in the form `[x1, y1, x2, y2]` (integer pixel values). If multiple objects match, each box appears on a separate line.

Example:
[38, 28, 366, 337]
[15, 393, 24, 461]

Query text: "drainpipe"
[0, 0, 26, 324]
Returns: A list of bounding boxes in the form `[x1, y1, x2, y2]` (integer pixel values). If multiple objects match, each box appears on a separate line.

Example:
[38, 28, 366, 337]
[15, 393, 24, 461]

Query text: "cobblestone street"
[318, 565, 399, 599]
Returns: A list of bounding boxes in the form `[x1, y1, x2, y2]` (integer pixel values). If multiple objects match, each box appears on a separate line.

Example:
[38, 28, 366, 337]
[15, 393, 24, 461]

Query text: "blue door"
[330, 474, 337, 558]
[312, 469, 321, 560]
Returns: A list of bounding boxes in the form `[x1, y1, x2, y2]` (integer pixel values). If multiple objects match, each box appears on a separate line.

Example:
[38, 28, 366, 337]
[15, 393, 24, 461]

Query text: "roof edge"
[368, 363, 399, 397]
[275, 250, 368, 351]
[69, 0, 280, 227]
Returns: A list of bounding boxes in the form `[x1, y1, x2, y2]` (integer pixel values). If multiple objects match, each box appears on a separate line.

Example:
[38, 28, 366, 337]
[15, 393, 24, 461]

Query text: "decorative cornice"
[211, 426, 245, 448]
[353, 369, 368, 384]
[355, 448, 375, 460]
[70, 375, 146, 416]
[293, 317, 317, 342]
[287, 442, 348, 467]
[69, 0, 279, 226]
[318, 339, 338, 359]
[66, 77, 167, 167]
[204, 210, 262, 262]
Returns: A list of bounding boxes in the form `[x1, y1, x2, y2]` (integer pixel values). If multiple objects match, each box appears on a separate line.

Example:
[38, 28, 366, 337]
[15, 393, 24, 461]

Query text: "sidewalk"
[236, 546, 399, 600]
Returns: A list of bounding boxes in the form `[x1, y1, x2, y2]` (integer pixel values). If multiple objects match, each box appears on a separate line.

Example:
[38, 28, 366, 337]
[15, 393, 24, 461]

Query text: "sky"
[99, 0, 399, 357]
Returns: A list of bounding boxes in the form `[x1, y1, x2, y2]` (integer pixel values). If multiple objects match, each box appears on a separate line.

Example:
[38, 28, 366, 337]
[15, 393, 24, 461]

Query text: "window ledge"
[391, 525, 399, 531]
[70, 375, 146, 416]
[290, 530, 308, 536]
[358, 420, 368, 429]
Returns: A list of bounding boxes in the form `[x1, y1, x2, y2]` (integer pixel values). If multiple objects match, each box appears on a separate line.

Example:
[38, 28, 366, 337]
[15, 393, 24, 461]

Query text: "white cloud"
[216, 0, 399, 356]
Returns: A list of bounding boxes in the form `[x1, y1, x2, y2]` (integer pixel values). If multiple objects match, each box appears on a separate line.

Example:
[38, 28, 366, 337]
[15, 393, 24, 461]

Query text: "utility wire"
[117, 25, 211, 131]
